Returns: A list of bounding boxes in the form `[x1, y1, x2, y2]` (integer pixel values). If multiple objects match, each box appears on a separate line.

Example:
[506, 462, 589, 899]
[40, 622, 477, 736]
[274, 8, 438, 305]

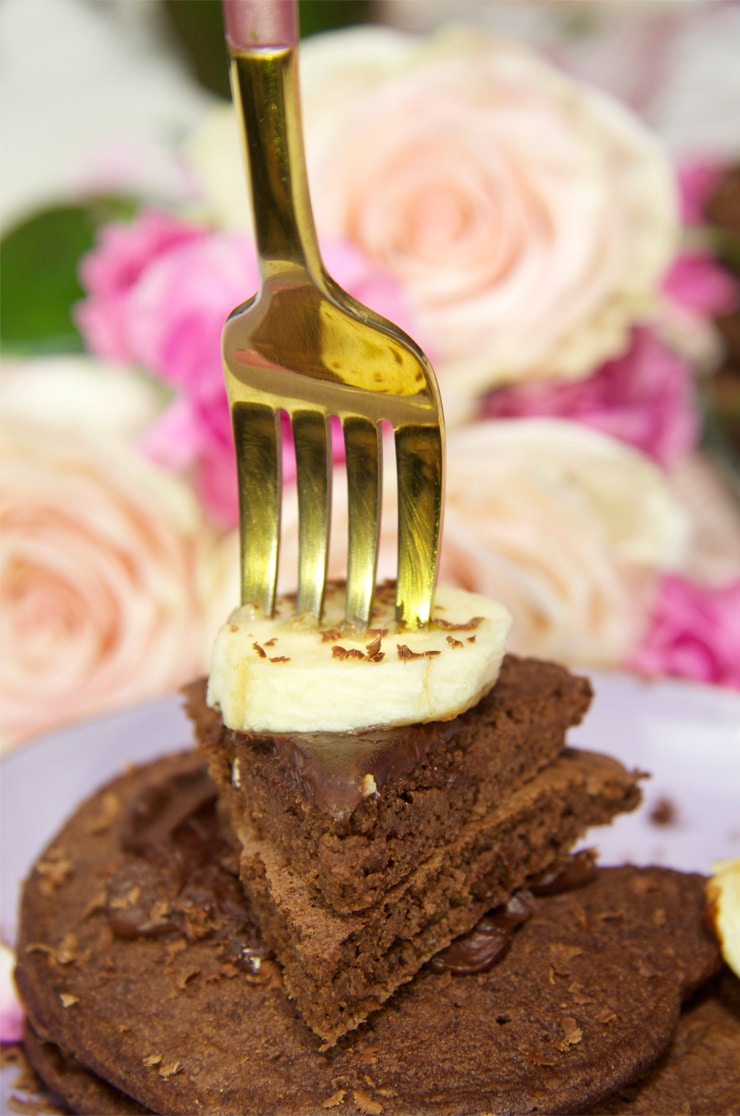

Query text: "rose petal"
[0, 944, 23, 1045]
[0, 423, 229, 751]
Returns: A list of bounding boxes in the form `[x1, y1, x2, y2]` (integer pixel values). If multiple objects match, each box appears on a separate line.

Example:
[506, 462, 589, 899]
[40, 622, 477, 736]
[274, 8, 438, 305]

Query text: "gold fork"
[221, 0, 444, 630]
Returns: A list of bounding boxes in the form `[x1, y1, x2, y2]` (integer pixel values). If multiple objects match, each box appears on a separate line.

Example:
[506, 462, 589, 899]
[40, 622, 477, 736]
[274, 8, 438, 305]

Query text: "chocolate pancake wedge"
[190, 654, 592, 914]
[15, 752, 721, 1116]
[238, 745, 642, 1044]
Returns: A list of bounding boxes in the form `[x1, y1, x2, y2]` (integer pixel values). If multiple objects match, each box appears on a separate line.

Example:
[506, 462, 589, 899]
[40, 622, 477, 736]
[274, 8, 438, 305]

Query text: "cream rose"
[273, 419, 687, 668]
[0, 355, 166, 438]
[191, 26, 677, 425]
[0, 422, 219, 752]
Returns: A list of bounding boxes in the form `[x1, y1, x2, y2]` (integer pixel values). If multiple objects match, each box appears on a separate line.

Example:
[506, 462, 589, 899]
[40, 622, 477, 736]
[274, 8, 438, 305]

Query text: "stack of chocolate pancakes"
[14, 654, 740, 1114]
[191, 654, 639, 1044]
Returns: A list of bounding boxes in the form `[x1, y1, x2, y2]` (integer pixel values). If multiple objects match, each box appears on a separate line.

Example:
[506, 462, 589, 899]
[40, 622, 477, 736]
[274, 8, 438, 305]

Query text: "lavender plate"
[1, 672, 739, 1110]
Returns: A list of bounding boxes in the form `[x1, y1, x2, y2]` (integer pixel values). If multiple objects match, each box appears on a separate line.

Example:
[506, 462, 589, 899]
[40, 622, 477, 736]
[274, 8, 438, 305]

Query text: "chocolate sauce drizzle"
[428, 890, 535, 975]
[429, 850, 598, 976]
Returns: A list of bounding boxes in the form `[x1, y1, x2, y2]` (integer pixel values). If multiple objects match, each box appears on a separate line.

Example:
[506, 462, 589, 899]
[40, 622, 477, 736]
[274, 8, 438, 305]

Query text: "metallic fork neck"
[231, 48, 323, 285]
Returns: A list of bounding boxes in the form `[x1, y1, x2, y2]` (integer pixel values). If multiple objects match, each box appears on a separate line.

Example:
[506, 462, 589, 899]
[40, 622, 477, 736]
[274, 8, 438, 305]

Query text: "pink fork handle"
[222, 0, 298, 50]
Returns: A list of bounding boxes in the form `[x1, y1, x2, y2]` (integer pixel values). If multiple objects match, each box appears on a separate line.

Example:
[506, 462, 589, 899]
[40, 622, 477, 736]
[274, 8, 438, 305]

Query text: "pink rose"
[77, 210, 417, 526]
[0, 944, 22, 1044]
[76, 210, 206, 363]
[295, 26, 678, 421]
[662, 252, 739, 320]
[0, 423, 219, 751]
[484, 327, 699, 467]
[628, 574, 740, 689]
[676, 157, 725, 227]
[657, 158, 739, 368]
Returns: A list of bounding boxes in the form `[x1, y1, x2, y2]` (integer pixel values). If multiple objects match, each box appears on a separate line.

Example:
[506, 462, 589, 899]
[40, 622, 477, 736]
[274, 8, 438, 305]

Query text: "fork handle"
[222, 0, 298, 50]
[226, 0, 323, 281]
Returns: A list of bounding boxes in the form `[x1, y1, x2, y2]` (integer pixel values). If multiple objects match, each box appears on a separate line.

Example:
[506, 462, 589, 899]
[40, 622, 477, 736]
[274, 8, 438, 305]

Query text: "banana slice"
[706, 858, 740, 978]
[208, 582, 511, 733]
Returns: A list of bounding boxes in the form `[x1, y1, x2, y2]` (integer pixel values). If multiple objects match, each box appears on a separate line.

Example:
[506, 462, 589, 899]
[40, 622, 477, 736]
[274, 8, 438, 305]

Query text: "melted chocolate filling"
[429, 850, 599, 975]
[529, 848, 598, 896]
[231, 716, 468, 825]
[105, 763, 270, 971]
[429, 890, 535, 975]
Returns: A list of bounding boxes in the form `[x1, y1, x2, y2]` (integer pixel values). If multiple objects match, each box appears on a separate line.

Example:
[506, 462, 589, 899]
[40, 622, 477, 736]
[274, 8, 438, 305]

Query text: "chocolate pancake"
[21, 972, 740, 1116]
[589, 969, 740, 1114]
[22, 1023, 153, 1115]
[190, 654, 593, 914]
[15, 752, 721, 1116]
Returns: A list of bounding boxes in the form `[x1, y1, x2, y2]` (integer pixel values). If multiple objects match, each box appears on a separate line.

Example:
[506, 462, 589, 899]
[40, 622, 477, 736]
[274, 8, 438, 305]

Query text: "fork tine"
[293, 409, 331, 618]
[233, 401, 282, 615]
[343, 415, 381, 629]
[223, 21, 445, 631]
[395, 423, 444, 628]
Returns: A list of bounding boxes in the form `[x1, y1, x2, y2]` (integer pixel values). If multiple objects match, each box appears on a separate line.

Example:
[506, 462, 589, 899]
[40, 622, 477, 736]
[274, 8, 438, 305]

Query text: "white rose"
[0, 355, 166, 437]
[186, 105, 251, 233]
[275, 419, 687, 668]
[186, 26, 413, 236]
[440, 420, 688, 664]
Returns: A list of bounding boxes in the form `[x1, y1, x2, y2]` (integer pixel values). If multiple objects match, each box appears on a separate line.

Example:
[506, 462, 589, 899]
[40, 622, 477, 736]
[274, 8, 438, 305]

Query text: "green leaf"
[298, 0, 375, 38]
[160, 0, 376, 100]
[0, 197, 137, 356]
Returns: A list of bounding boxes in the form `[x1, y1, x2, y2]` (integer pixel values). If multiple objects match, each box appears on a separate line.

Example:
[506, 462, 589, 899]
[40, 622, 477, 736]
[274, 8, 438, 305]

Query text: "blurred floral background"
[1, 0, 739, 754]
